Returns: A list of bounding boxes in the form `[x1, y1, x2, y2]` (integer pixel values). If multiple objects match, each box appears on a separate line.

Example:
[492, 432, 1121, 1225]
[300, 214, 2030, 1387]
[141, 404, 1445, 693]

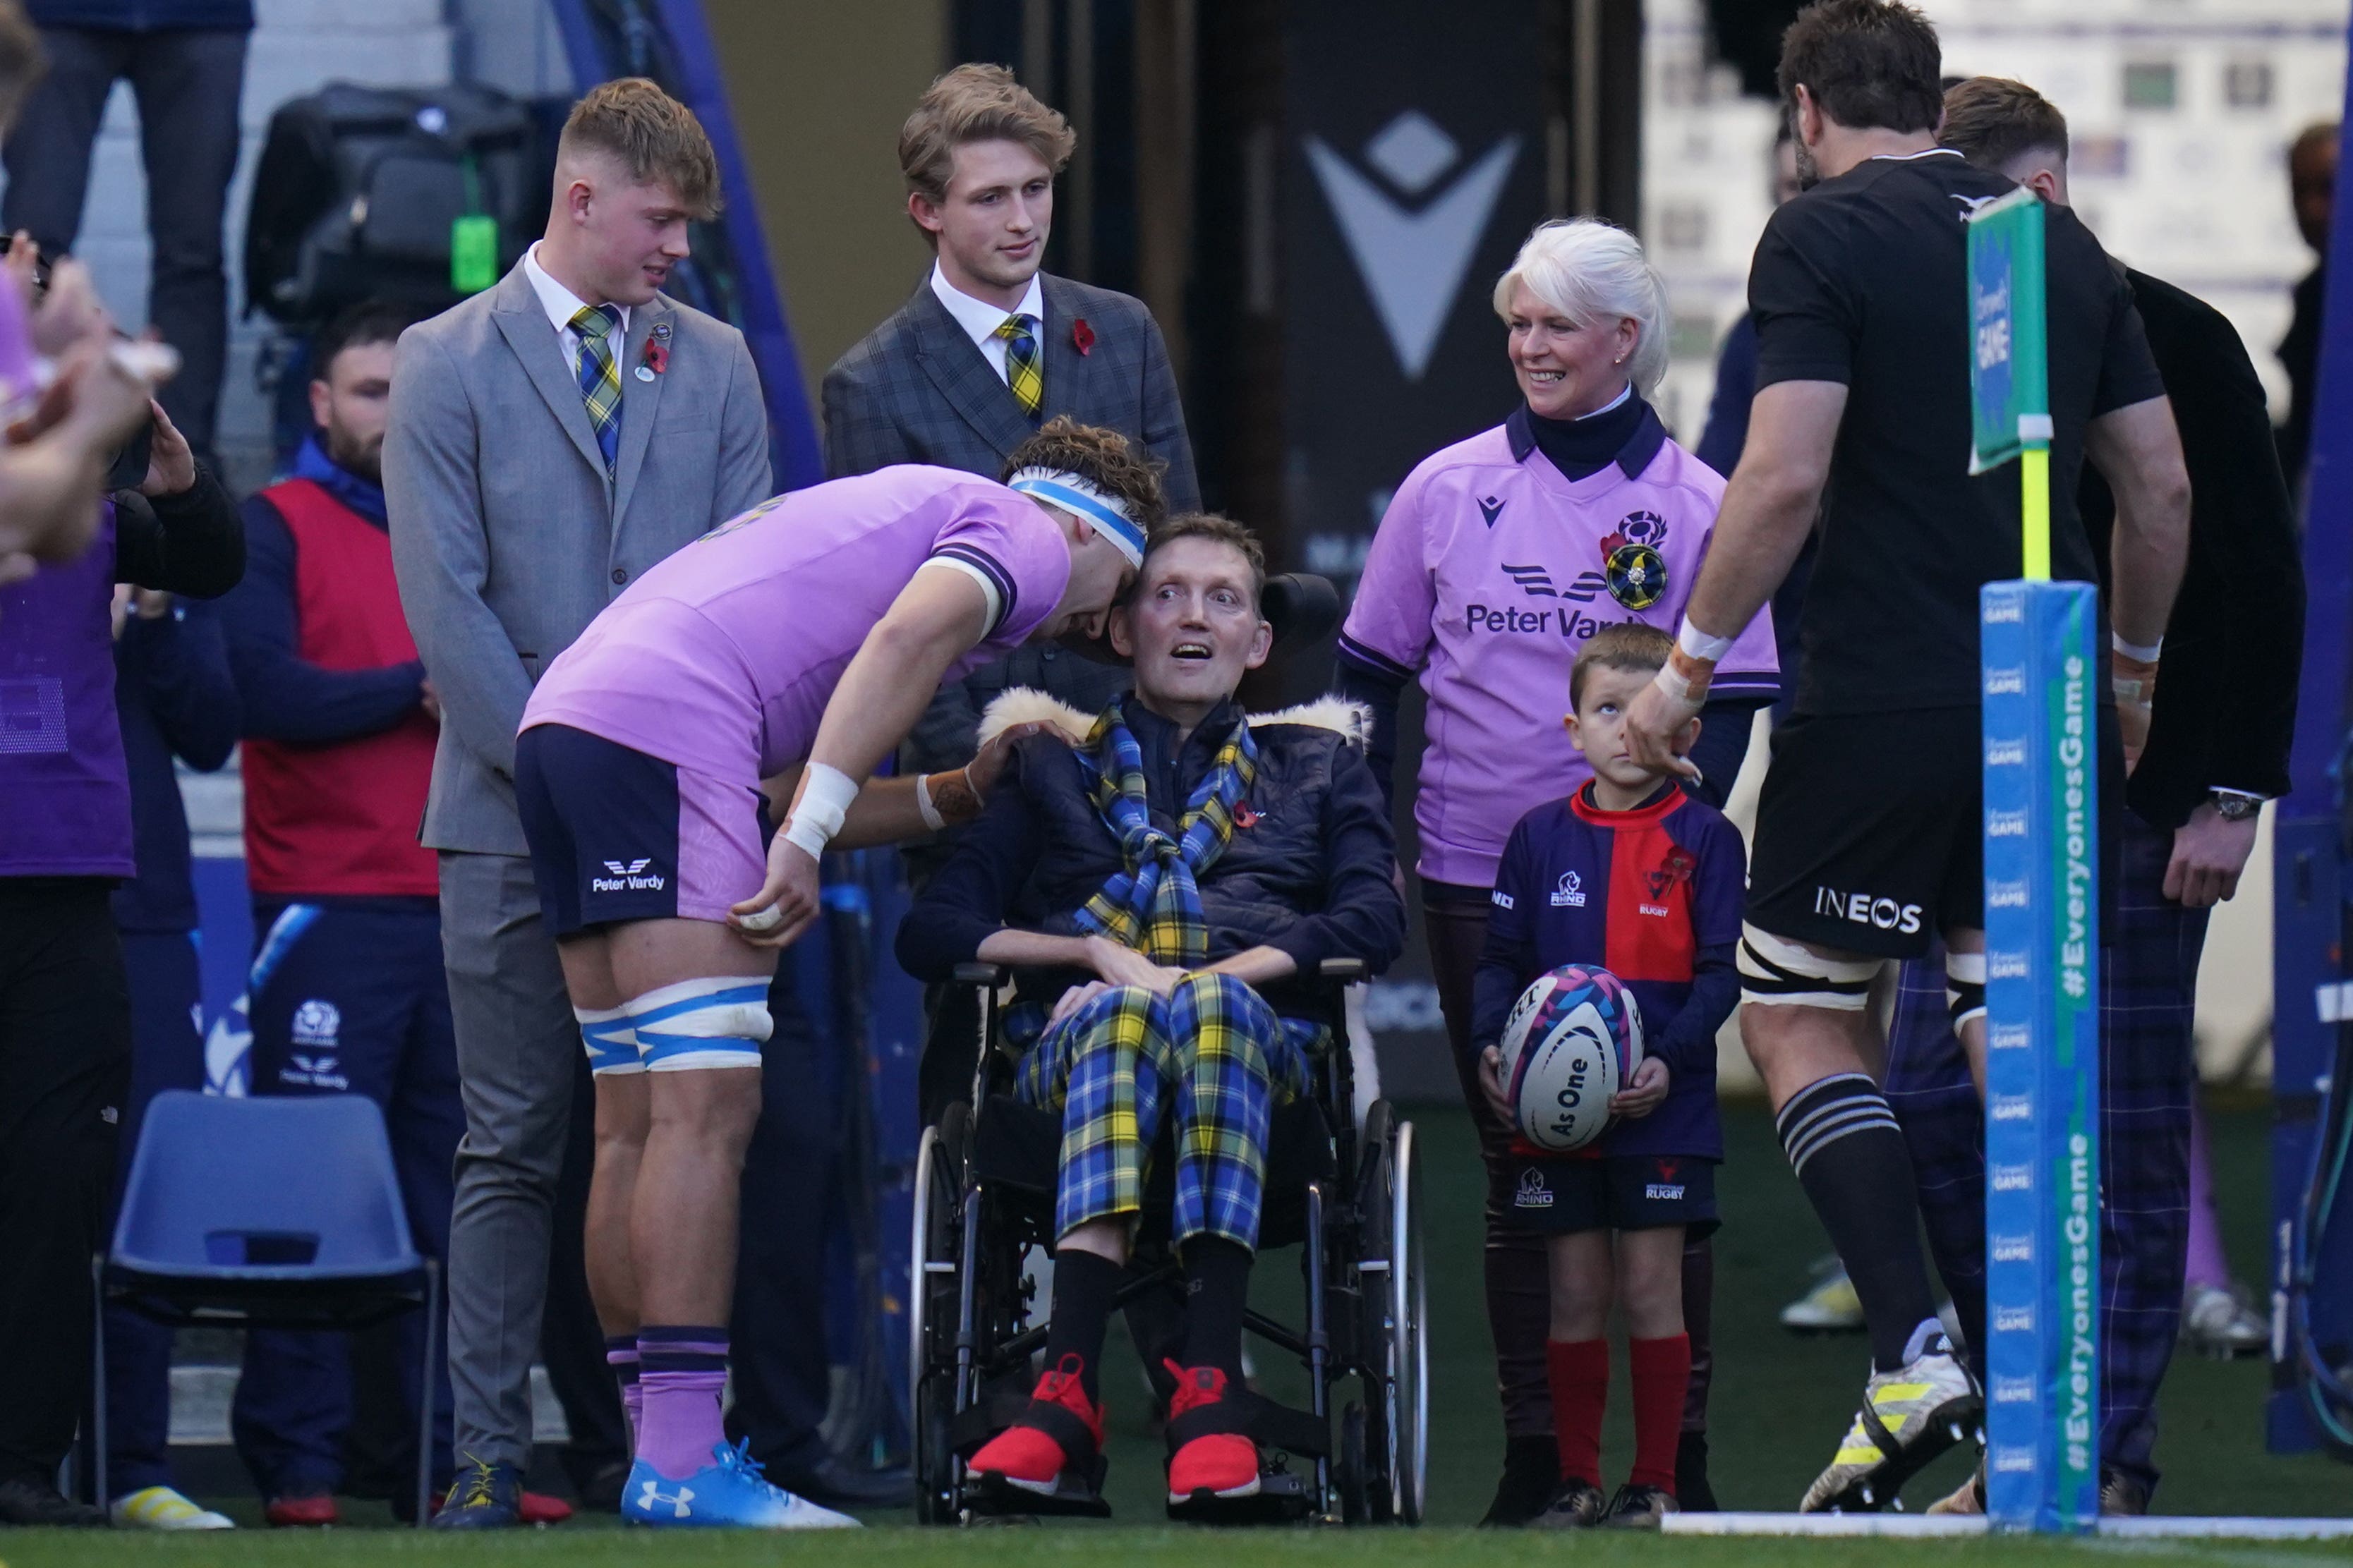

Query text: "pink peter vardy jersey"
[523, 466, 1072, 782]
[1338, 410, 1778, 888]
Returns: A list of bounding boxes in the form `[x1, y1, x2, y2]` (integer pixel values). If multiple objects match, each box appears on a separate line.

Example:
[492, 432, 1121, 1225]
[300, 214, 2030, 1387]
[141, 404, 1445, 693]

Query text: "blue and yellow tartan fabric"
[993, 312, 1043, 421]
[571, 303, 624, 474]
[1072, 696, 1257, 966]
[1017, 971, 1319, 1251]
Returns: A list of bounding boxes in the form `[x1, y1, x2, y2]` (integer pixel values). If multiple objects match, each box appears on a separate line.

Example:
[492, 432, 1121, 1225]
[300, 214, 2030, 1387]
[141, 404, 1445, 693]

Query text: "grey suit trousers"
[437, 849, 579, 1467]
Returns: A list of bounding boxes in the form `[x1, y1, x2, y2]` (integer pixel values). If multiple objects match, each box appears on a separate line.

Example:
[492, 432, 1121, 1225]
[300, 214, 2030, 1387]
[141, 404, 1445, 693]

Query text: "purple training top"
[1339, 416, 1778, 888]
[1, 504, 133, 877]
[524, 466, 1072, 782]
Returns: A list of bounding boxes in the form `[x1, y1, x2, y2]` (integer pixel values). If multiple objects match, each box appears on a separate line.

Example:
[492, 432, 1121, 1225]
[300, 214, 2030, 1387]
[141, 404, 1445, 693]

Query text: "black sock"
[1179, 1235, 1254, 1378]
[1043, 1248, 1123, 1401]
[1776, 1072, 1940, 1372]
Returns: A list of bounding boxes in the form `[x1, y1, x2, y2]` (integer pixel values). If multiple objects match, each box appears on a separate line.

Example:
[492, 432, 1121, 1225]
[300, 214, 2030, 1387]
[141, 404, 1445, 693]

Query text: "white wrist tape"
[782, 762, 857, 859]
[915, 771, 947, 833]
[2112, 631, 2163, 664]
[1676, 619, 1736, 664]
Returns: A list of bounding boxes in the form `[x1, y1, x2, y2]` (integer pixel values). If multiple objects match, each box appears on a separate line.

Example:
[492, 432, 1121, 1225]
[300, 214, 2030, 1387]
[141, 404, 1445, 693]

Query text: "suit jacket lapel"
[1037, 274, 1098, 422]
[611, 294, 670, 522]
[912, 284, 1035, 463]
[490, 265, 607, 482]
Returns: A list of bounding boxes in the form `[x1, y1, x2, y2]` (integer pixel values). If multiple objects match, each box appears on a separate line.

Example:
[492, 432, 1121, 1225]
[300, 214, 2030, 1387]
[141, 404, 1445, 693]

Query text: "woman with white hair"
[1334, 217, 1777, 1526]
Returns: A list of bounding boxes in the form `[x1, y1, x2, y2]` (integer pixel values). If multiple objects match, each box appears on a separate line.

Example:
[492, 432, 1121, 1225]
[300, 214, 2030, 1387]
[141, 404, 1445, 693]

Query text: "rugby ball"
[1498, 965, 1644, 1153]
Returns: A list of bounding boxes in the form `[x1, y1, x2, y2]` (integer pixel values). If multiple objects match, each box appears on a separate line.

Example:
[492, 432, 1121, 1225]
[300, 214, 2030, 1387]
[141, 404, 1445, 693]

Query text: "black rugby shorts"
[1746, 705, 2119, 959]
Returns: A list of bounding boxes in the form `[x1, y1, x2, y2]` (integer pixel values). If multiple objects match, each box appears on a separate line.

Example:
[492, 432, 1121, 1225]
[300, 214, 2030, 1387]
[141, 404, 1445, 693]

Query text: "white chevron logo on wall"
[1306, 110, 1523, 381]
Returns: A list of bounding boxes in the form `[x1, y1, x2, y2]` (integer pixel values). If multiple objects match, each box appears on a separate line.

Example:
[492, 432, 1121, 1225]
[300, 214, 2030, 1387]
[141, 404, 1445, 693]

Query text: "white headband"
[1006, 467, 1147, 567]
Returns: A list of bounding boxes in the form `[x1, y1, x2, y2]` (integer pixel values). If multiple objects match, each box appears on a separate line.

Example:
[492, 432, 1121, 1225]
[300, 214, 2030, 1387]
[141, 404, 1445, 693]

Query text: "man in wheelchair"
[897, 513, 1405, 1510]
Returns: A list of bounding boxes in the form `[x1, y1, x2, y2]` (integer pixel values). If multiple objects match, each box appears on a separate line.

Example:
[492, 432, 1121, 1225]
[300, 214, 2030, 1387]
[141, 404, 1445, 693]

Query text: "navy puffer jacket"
[897, 689, 1405, 1027]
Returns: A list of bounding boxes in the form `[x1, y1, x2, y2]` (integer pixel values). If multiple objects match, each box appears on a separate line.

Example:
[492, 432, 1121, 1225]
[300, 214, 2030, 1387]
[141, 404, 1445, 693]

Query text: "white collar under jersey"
[524, 242, 631, 346]
[931, 260, 1047, 354]
[1870, 146, 1965, 164]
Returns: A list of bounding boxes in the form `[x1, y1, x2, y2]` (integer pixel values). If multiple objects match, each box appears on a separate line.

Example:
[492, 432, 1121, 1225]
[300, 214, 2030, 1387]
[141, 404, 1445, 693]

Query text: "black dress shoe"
[771, 1455, 913, 1510]
[1676, 1430, 1719, 1512]
[1478, 1435, 1563, 1528]
[0, 1476, 109, 1527]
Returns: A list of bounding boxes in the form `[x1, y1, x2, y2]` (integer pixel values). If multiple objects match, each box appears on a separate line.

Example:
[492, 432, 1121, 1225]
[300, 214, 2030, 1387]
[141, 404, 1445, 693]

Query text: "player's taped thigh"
[1944, 949, 1987, 1031]
[1737, 923, 1882, 1009]
[576, 1004, 641, 1076]
[627, 976, 773, 1072]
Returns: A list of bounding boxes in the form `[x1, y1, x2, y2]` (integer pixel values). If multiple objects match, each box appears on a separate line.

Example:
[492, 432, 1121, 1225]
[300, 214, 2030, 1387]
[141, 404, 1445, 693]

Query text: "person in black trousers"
[0, 395, 242, 1527]
[1, 0, 252, 466]
[1894, 77, 2305, 1516]
[102, 584, 239, 1531]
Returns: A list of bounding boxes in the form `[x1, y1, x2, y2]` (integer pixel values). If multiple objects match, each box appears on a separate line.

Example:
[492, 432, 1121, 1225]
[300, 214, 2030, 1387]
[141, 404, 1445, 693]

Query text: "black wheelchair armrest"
[955, 961, 1010, 987]
[1317, 958, 1366, 985]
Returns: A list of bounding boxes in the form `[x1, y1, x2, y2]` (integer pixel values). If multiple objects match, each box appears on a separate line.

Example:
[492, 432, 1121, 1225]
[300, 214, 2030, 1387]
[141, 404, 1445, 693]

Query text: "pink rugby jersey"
[523, 466, 1071, 783]
[1338, 408, 1778, 887]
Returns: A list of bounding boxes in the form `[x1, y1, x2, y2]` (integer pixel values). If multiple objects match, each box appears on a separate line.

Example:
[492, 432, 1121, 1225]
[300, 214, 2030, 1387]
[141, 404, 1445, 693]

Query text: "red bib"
[241, 479, 438, 898]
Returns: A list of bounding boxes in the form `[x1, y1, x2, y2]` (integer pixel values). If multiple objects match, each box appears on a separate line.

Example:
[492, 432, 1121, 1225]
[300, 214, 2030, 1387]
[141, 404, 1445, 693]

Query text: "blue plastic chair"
[101, 1090, 441, 1527]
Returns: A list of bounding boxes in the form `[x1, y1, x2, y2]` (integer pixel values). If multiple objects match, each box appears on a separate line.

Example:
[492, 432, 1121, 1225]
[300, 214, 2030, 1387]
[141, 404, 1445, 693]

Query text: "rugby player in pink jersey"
[1334, 218, 1776, 1521]
[512, 418, 1163, 1528]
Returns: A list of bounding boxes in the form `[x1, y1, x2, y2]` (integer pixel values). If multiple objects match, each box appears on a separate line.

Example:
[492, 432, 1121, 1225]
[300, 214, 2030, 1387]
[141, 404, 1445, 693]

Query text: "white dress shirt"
[524, 242, 631, 379]
[929, 261, 1046, 385]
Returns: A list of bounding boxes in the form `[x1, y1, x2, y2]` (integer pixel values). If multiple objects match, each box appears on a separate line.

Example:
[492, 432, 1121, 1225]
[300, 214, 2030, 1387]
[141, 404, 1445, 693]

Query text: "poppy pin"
[642, 339, 670, 377]
[1072, 317, 1095, 356]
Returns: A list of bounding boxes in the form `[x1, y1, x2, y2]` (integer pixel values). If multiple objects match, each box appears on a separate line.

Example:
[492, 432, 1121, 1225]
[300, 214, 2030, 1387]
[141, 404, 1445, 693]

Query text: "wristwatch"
[2210, 789, 2264, 822]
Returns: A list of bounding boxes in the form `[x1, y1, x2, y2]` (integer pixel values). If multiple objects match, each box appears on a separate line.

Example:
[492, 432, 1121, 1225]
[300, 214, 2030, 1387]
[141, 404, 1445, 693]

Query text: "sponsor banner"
[1980, 580, 2100, 1533]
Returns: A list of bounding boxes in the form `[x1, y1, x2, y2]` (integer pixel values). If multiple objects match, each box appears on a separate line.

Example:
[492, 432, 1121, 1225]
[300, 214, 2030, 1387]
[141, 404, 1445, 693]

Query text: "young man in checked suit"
[385, 78, 770, 1527]
[825, 63, 1200, 822]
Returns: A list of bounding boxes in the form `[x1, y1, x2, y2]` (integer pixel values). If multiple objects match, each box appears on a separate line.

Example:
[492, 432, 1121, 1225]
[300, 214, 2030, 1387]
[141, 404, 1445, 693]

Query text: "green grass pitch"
[2, 1095, 2342, 1567]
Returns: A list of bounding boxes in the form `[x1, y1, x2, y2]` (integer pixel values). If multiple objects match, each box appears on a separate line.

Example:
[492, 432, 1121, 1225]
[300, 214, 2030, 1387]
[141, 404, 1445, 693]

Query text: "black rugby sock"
[1776, 1072, 1941, 1372]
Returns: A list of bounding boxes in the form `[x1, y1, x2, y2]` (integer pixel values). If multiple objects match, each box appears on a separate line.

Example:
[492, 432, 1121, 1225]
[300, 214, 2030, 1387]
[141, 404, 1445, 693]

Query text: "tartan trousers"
[1885, 810, 2203, 1493]
[1017, 972, 1312, 1252]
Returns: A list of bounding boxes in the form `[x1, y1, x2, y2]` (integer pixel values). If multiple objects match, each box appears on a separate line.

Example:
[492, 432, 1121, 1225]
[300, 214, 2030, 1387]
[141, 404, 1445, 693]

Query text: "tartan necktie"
[571, 303, 624, 475]
[993, 312, 1042, 422]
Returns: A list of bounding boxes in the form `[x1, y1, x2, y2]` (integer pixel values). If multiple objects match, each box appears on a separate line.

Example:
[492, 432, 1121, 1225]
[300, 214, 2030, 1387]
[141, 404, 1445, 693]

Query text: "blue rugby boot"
[429, 1455, 523, 1529]
[622, 1439, 860, 1529]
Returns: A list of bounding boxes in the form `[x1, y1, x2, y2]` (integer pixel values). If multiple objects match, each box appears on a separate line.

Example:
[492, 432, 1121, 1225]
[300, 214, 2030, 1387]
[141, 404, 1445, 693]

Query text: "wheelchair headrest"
[1057, 571, 1343, 667]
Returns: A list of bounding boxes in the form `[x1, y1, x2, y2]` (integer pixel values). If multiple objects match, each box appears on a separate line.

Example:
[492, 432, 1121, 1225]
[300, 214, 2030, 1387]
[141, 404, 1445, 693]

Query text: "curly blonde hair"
[1003, 417, 1168, 530]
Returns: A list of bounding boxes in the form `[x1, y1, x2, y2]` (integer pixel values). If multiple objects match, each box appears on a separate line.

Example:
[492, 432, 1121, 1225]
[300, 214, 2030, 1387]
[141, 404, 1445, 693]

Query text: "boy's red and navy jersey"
[1471, 782, 1744, 1160]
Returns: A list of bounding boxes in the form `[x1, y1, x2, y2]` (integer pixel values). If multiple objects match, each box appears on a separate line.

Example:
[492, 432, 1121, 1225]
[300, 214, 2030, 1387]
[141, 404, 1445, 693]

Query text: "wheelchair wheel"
[1354, 1102, 1427, 1524]
[1388, 1117, 1428, 1523]
[909, 1105, 969, 1524]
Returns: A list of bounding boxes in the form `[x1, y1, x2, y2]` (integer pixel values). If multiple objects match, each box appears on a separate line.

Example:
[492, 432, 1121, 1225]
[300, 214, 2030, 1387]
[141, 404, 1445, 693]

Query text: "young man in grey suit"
[824, 62, 1202, 847]
[384, 78, 770, 1529]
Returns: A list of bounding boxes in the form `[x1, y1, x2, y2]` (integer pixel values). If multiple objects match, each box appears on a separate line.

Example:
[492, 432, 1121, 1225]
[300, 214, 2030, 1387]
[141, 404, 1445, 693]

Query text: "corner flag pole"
[1968, 188, 2097, 1536]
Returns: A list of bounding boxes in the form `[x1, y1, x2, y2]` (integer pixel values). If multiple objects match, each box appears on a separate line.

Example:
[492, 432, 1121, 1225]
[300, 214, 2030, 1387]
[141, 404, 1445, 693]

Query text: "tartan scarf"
[1071, 695, 1259, 966]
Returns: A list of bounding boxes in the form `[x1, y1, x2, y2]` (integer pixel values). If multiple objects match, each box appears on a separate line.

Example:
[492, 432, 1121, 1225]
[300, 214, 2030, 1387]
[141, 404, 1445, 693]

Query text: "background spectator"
[0, 390, 240, 1528]
[214, 300, 487, 1525]
[2276, 120, 2337, 499]
[1, 0, 252, 468]
[102, 581, 236, 1532]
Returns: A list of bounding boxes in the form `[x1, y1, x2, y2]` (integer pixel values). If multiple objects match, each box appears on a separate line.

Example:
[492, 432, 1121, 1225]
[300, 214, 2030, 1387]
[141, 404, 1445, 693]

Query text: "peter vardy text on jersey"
[1465, 604, 1618, 639]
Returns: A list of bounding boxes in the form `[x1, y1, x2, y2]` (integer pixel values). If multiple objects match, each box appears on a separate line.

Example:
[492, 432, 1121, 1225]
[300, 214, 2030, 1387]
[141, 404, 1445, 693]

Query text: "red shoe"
[517, 1490, 574, 1525]
[1163, 1361, 1259, 1501]
[968, 1354, 1106, 1495]
[265, 1493, 341, 1528]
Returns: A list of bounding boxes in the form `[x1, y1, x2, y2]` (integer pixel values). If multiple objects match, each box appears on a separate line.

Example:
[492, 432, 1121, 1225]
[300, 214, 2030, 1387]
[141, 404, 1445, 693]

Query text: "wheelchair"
[908, 956, 1428, 1526]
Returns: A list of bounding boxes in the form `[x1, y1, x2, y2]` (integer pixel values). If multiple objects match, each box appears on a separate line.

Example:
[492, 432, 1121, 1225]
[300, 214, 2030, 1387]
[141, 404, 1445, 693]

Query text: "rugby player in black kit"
[1623, 0, 2191, 1512]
